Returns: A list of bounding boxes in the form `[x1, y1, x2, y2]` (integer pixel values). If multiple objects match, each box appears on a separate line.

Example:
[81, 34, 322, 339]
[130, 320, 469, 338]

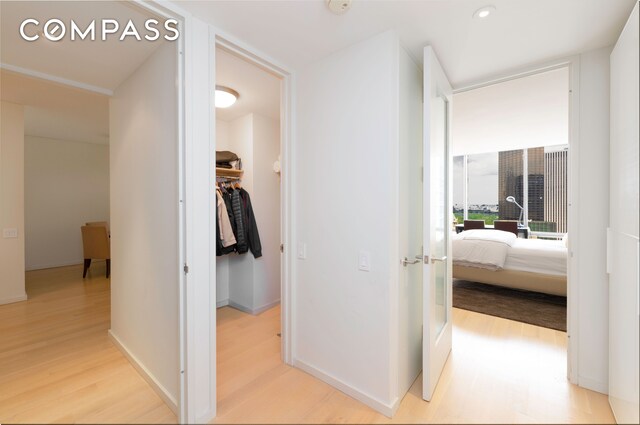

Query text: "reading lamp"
[506, 196, 524, 227]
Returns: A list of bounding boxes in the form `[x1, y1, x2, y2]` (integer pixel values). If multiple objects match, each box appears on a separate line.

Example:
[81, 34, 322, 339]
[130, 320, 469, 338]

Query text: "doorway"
[450, 63, 573, 373]
[213, 40, 285, 409]
[400, 44, 577, 406]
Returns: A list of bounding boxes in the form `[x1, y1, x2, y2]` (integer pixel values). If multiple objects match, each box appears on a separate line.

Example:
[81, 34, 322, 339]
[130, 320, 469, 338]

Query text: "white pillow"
[562, 233, 568, 247]
[460, 229, 518, 247]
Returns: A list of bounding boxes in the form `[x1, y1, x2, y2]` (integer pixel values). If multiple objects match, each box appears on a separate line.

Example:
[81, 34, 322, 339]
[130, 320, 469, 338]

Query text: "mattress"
[503, 238, 567, 276]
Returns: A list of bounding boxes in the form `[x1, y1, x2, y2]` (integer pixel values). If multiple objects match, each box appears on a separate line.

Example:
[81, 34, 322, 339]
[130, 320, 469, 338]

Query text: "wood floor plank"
[214, 304, 614, 424]
[0, 264, 177, 424]
[1, 265, 614, 424]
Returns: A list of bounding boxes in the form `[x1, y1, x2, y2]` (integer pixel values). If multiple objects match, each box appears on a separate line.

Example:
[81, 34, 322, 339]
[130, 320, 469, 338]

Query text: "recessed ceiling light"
[473, 5, 496, 19]
[215, 86, 239, 108]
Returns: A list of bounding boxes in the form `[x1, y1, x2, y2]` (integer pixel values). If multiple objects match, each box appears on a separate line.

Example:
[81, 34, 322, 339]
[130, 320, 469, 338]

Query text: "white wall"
[575, 46, 613, 394]
[251, 114, 281, 311]
[294, 31, 399, 414]
[453, 67, 569, 156]
[397, 45, 423, 399]
[0, 101, 26, 305]
[109, 42, 179, 408]
[24, 136, 109, 270]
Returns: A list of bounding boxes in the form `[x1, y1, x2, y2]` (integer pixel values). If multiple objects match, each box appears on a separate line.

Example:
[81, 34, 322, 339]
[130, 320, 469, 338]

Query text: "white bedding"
[452, 230, 515, 271]
[452, 230, 568, 276]
[503, 238, 567, 276]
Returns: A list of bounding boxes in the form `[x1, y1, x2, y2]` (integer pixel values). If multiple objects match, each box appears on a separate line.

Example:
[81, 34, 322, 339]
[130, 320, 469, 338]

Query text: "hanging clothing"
[216, 189, 236, 248]
[216, 195, 223, 256]
[219, 188, 237, 256]
[237, 188, 262, 258]
[231, 189, 247, 253]
[215, 184, 262, 259]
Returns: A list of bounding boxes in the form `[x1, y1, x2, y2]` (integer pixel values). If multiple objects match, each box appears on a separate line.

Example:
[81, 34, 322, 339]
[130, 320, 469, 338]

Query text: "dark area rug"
[453, 279, 567, 331]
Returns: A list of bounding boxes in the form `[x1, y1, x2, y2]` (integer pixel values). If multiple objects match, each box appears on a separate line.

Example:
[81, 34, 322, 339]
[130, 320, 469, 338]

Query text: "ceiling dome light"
[215, 86, 239, 108]
[327, 0, 352, 15]
[473, 5, 496, 19]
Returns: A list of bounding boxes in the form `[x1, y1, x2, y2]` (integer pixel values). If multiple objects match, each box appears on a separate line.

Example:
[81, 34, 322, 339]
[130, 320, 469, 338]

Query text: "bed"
[452, 230, 567, 296]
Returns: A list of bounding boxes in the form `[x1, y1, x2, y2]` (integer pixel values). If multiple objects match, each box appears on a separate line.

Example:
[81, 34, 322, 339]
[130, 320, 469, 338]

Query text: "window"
[454, 145, 568, 236]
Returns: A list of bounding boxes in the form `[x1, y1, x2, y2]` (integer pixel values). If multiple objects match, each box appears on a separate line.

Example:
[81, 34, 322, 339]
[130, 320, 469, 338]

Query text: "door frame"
[452, 55, 580, 385]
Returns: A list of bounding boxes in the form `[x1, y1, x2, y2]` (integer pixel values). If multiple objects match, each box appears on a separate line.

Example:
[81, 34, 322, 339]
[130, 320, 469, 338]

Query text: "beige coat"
[217, 189, 237, 247]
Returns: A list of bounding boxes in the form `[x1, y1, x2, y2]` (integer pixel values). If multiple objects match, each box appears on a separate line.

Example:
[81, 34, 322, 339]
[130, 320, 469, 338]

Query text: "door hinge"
[183, 264, 189, 274]
[280, 244, 284, 253]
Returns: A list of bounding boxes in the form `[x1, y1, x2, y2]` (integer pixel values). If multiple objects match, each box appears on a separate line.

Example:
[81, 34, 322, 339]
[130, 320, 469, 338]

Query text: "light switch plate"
[358, 251, 371, 271]
[2, 228, 18, 238]
[297, 243, 307, 260]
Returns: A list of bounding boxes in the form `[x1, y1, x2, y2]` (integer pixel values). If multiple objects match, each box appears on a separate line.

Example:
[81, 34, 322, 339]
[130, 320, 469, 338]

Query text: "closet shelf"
[216, 168, 244, 178]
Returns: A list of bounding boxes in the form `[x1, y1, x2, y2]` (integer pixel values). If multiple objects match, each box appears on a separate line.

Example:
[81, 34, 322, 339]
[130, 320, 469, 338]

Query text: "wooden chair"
[464, 219, 486, 231]
[494, 220, 519, 236]
[81, 225, 111, 278]
[86, 221, 109, 234]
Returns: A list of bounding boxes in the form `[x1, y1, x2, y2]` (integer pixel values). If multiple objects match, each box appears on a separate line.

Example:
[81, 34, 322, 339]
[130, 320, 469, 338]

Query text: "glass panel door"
[422, 46, 453, 402]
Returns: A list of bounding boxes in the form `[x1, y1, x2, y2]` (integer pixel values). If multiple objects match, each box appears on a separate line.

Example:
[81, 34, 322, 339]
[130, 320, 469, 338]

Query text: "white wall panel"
[109, 41, 179, 406]
[294, 31, 398, 413]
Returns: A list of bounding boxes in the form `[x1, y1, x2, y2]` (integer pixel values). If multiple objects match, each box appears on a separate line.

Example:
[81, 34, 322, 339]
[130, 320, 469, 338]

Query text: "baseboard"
[228, 299, 280, 315]
[26, 260, 83, 271]
[0, 293, 28, 305]
[253, 299, 281, 315]
[108, 330, 178, 414]
[228, 300, 253, 314]
[388, 395, 400, 417]
[293, 359, 395, 417]
[216, 299, 230, 308]
[578, 375, 608, 395]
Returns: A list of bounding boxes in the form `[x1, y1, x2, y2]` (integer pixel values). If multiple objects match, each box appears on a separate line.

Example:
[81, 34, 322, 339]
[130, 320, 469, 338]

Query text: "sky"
[453, 152, 498, 206]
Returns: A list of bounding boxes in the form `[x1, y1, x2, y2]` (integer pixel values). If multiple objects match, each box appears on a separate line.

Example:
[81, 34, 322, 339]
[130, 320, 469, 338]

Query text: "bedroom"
[450, 66, 571, 339]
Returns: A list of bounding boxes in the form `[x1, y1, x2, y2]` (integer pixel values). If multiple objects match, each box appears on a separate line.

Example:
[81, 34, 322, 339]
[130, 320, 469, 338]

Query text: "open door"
[422, 46, 453, 401]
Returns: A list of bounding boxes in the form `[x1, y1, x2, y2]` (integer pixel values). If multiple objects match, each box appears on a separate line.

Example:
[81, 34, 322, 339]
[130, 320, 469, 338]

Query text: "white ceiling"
[452, 67, 569, 156]
[180, 0, 635, 87]
[0, 1, 163, 91]
[1, 70, 109, 144]
[216, 47, 281, 122]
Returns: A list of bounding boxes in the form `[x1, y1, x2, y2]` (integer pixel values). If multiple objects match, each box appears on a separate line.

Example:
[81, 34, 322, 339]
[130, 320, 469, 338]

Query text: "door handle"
[425, 255, 447, 264]
[401, 256, 421, 267]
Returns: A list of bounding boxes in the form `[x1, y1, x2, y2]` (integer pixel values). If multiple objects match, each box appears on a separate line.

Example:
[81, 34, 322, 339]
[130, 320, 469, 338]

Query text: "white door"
[608, 3, 639, 423]
[422, 46, 453, 401]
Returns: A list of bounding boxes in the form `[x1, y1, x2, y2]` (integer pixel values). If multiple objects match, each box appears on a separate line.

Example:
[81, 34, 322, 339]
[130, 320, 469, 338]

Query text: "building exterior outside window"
[455, 145, 568, 235]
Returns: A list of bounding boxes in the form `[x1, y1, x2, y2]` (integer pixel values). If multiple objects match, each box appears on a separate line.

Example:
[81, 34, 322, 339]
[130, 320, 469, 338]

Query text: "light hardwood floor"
[1, 266, 614, 424]
[216, 306, 615, 424]
[0, 264, 176, 424]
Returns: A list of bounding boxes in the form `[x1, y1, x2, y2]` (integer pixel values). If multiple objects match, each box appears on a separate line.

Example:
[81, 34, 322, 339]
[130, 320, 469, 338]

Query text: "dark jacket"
[215, 198, 223, 256]
[219, 190, 237, 255]
[231, 189, 247, 253]
[237, 188, 262, 258]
